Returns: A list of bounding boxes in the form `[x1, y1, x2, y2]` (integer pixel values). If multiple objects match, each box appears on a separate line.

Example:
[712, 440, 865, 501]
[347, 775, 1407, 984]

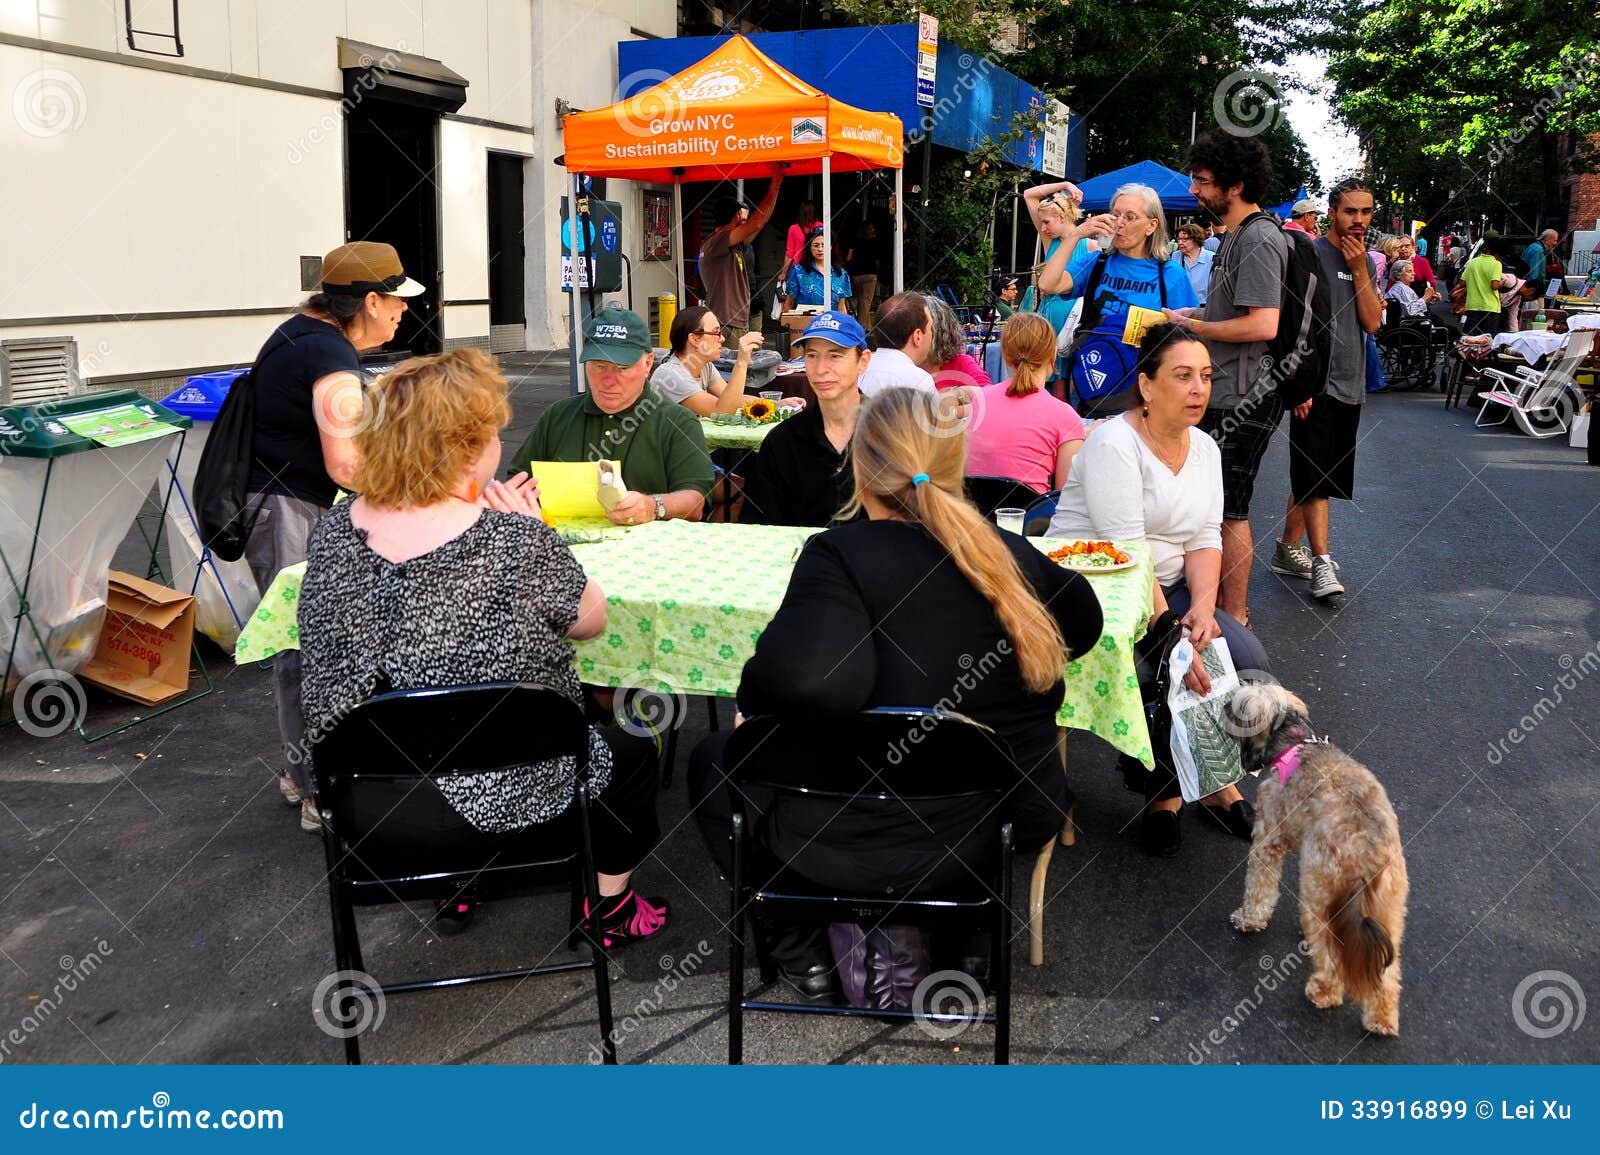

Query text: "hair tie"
[911, 473, 930, 488]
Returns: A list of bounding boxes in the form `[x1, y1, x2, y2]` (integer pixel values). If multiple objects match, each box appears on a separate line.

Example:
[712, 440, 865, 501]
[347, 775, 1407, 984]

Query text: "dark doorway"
[486, 153, 526, 333]
[345, 101, 441, 355]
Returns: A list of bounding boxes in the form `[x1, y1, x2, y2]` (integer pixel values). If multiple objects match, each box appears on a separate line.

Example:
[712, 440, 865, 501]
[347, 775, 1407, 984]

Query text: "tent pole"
[893, 166, 904, 294]
[571, 168, 586, 392]
[821, 155, 832, 310]
[672, 174, 685, 305]
[1010, 180, 1019, 276]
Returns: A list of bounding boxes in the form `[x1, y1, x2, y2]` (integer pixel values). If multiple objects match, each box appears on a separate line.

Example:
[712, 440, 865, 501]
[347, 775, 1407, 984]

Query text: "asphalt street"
[2, 355, 1596, 1065]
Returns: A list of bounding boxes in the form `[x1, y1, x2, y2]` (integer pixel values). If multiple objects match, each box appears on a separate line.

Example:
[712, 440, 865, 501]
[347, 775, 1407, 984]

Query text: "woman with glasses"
[649, 305, 765, 416]
[783, 226, 853, 312]
[1037, 183, 1199, 417]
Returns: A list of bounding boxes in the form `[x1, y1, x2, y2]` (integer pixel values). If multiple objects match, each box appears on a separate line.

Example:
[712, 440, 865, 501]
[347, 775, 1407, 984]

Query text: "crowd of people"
[240, 123, 1557, 1012]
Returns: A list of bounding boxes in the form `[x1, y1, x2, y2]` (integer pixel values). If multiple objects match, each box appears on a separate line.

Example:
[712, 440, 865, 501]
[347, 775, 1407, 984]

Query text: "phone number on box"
[1320, 1100, 1573, 1121]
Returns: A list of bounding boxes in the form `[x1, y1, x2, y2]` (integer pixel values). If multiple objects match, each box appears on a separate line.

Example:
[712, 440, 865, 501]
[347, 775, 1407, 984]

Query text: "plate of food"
[1048, 540, 1136, 573]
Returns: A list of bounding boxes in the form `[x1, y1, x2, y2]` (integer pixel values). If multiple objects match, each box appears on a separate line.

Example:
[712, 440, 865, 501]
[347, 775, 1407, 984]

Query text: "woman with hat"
[244, 241, 423, 833]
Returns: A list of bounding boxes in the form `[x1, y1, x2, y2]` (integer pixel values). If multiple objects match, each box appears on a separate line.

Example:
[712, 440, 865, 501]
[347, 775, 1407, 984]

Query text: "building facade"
[1, 0, 675, 398]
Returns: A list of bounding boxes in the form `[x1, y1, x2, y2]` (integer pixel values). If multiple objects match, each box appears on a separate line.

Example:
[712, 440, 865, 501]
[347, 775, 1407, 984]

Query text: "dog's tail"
[1327, 876, 1396, 1001]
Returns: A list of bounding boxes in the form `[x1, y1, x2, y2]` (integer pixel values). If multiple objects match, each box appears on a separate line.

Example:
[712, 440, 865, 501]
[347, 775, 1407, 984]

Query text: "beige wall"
[529, 0, 677, 348]
[1, 0, 680, 379]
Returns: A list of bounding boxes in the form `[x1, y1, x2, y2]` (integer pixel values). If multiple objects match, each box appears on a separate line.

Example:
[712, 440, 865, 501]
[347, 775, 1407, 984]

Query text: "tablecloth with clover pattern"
[233, 522, 1155, 765]
[698, 417, 777, 451]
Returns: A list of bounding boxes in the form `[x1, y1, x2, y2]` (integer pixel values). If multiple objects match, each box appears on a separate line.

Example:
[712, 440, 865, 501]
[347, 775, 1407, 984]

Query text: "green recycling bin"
[1, 389, 194, 736]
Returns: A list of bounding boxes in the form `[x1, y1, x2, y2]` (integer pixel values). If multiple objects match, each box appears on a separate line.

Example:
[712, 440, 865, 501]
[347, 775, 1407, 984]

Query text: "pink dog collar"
[1273, 743, 1306, 786]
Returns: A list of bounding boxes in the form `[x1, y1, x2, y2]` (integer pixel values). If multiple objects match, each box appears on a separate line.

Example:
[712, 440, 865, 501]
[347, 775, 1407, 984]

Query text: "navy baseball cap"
[795, 310, 868, 350]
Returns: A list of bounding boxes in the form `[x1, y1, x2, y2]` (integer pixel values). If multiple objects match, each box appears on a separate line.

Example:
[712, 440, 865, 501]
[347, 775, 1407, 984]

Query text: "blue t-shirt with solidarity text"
[1062, 249, 1198, 335]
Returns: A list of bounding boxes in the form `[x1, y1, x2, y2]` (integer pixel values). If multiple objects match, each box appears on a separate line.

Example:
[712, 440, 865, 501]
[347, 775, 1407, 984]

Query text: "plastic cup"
[760, 390, 783, 402]
[995, 507, 1027, 535]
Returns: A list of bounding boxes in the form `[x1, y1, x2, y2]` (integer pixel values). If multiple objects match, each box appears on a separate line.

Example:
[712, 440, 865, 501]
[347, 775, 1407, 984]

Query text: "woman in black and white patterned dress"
[298, 348, 668, 944]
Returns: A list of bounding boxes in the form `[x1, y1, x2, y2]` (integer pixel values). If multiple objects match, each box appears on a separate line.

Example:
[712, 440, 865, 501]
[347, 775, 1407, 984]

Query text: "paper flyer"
[1121, 305, 1167, 346]
[56, 404, 178, 448]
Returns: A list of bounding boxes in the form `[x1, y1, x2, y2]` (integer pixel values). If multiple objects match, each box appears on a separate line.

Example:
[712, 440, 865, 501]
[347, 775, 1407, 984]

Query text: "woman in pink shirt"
[964, 312, 1087, 494]
[781, 202, 818, 282]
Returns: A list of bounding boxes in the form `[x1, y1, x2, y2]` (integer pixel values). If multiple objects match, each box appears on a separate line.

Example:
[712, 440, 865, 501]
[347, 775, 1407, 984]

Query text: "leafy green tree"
[1324, 0, 1600, 233]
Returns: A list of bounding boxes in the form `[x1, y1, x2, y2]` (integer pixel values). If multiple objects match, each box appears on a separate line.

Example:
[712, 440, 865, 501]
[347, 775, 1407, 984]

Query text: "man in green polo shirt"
[510, 305, 714, 524]
[1462, 244, 1513, 336]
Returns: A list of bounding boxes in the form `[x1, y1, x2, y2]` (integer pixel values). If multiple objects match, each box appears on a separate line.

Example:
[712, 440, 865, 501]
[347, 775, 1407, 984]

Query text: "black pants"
[347, 728, 660, 879]
[688, 729, 1055, 969]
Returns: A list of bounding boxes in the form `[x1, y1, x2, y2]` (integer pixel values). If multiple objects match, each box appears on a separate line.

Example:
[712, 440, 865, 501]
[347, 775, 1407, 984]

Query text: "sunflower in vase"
[711, 398, 792, 427]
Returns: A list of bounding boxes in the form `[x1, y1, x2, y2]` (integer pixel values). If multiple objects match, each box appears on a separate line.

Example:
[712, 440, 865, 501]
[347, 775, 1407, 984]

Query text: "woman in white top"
[649, 305, 765, 416]
[1049, 324, 1270, 855]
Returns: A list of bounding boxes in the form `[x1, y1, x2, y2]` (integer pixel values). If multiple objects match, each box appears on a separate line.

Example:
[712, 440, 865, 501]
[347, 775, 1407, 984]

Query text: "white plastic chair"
[1476, 329, 1595, 437]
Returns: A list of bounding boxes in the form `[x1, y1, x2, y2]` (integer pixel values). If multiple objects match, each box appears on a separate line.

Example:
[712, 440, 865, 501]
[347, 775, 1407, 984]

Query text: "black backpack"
[193, 332, 292, 563]
[1224, 212, 1333, 408]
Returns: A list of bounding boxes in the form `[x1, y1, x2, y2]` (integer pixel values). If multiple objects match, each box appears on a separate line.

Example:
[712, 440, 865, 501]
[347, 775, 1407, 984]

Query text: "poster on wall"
[643, 189, 672, 261]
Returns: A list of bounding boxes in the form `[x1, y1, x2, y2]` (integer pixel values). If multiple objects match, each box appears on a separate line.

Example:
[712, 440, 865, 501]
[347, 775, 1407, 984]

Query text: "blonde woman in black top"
[691, 386, 1103, 998]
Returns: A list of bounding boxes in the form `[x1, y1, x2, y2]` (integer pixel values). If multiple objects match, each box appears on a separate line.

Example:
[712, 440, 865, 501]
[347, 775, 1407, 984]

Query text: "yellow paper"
[1121, 305, 1167, 347]
[524, 460, 624, 520]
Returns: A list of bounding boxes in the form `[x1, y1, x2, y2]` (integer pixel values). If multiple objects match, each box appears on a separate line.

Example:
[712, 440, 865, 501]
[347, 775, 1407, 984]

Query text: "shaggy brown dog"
[1225, 684, 1409, 1036]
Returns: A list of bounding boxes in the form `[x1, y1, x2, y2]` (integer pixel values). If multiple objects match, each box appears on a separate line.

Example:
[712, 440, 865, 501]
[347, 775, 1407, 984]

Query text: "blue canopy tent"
[1271, 187, 1310, 218]
[1076, 160, 1196, 212]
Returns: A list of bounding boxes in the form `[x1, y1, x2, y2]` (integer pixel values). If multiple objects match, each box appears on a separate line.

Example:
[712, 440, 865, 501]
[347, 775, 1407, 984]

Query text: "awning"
[618, 27, 1084, 178]
[561, 35, 902, 182]
[337, 38, 468, 114]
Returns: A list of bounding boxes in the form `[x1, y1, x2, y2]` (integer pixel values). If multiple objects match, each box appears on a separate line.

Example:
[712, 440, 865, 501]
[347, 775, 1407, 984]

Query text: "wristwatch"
[652, 494, 668, 522]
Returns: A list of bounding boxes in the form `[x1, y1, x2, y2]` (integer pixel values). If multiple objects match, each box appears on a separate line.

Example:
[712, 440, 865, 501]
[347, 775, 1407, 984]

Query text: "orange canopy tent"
[561, 35, 906, 319]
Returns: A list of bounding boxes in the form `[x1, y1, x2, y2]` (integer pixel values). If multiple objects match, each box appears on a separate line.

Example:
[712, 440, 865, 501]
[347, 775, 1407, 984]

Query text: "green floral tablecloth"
[233, 524, 1155, 764]
[699, 417, 777, 451]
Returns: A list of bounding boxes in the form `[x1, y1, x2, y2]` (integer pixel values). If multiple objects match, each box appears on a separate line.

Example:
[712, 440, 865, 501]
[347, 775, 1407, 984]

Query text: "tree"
[1324, 0, 1600, 234]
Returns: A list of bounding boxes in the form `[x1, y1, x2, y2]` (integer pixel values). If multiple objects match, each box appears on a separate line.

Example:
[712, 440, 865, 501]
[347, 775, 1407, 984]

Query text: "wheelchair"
[1374, 298, 1450, 390]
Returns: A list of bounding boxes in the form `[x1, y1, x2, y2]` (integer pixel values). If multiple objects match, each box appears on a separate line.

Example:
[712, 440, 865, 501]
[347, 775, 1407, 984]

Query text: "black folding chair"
[964, 475, 1059, 537]
[723, 708, 1016, 1064]
[311, 682, 616, 1064]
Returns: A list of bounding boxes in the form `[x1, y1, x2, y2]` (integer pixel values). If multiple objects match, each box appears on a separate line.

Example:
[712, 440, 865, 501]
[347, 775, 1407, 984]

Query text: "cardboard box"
[79, 571, 196, 705]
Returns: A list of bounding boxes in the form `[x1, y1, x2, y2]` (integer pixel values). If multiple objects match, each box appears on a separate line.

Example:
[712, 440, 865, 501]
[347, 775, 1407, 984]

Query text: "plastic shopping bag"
[1166, 635, 1246, 803]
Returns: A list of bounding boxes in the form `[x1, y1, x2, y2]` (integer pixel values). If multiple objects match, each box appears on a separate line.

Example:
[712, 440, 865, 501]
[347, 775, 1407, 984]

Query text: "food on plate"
[1048, 540, 1131, 569]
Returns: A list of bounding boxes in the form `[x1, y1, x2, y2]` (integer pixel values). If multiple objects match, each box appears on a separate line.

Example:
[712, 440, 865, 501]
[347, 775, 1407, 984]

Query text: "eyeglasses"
[1189, 174, 1218, 188]
[697, 327, 725, 338]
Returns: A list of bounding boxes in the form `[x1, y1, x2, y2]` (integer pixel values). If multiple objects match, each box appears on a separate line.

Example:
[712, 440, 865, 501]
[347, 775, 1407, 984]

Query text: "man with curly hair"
[1164, 129, 1288, 627]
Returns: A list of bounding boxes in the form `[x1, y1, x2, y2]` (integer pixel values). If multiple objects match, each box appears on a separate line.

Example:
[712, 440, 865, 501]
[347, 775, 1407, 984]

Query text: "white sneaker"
[278, 775, 302, 805]
[300, 798, 324, 833]
[1309, 556, 1345, 600]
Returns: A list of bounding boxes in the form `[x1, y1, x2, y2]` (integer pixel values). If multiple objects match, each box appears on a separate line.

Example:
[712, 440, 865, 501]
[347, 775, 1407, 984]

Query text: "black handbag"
[192, 332, 292, 562]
